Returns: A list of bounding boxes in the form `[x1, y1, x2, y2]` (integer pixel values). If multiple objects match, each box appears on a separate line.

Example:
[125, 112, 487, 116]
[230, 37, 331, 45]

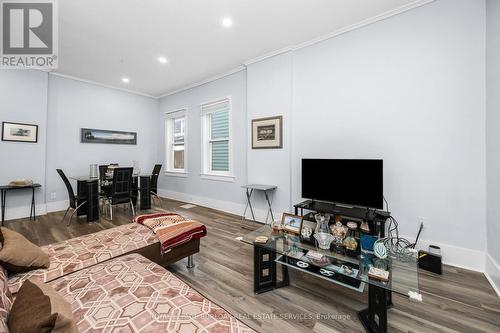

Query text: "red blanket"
[134, 213, 207, 253]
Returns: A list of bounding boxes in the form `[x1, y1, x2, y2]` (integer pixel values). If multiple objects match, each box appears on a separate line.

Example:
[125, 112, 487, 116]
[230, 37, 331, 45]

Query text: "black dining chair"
[98, 165, 108, 181]
[101, 167, 134, 220]
[57, 169, 86, 226]
[151, 164, 162, 208]
[98, 164, 112, 198]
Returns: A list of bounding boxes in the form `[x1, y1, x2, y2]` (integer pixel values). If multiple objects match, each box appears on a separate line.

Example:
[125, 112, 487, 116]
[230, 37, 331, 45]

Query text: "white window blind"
[165, 110, 186, 173]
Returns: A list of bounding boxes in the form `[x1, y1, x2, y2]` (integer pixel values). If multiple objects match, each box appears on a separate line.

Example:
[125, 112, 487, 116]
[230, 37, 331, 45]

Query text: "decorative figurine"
[301, 225, 313, 238]
[271, 219, 283, 231]
[374, 240, 388, 259]
[314, 213, 334, 250]
[343, 236, 358, 251]
[330, 221, 348, 246]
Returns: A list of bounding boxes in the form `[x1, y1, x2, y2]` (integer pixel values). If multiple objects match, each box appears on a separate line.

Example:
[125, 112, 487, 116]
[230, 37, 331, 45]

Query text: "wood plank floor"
[4, 199, 500, 333]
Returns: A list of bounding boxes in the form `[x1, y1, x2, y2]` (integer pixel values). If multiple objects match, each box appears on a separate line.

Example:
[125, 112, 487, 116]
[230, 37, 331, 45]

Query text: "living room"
[0, 0, 499, 332]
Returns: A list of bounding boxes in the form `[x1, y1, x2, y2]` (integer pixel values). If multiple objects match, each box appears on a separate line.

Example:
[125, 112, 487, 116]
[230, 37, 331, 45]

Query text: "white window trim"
[164, 108, 188, 175]
[200, 97, 234, 181]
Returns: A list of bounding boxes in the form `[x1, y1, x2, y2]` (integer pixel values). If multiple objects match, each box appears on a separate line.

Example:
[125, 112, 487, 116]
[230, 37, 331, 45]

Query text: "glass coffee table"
[241, 225, 421, 333]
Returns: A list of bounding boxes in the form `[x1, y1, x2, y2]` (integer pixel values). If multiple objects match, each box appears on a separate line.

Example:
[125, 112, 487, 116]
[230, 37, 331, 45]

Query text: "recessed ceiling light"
[121, 77, 130, 84]
[158, 56, 168, 64]
[221, 17, 233, 28]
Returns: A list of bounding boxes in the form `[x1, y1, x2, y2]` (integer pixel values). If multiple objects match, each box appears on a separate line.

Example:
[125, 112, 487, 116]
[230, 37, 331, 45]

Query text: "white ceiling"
[55, 0, 429, 97]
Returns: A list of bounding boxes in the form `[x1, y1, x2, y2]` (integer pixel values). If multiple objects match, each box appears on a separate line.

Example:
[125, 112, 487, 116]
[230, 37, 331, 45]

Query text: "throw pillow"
[8, 280, 77, 333]
[0, 227, 49, 273]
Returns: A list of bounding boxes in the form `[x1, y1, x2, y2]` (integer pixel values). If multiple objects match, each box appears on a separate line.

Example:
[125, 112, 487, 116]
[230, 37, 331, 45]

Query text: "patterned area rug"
[49, 254, 255, 333]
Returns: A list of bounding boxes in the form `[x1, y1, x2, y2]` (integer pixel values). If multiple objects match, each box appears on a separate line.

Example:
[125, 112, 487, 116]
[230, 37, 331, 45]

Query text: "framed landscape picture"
[252, 116, 283, 149]
[81, 128, 137, 145]
[282, 213, 304, 235]
[2, 122, 38, 143]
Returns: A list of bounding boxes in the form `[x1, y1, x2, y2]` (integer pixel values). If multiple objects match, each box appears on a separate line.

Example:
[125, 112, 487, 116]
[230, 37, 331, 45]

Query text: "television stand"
[294, 200, 390, 237]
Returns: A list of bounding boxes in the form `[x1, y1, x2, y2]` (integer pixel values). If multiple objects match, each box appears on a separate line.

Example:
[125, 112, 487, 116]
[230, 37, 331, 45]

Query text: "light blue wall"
[157, 0, 488, 270]
[247, 52, 293, 219]
[291, 0, 486, 254]
[0, 70, 48, 219]
[158, 70, 248, 213]
[45, 75, 160, 208]
[0, 72, 159, 219]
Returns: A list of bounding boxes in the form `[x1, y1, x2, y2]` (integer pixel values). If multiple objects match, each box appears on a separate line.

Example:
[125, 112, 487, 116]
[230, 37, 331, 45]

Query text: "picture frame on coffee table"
[282, 213, 303, 235]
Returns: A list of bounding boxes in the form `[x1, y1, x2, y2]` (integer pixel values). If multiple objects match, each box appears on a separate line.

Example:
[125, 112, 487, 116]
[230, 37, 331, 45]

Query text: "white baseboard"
[157, 188, 287, 224]
[485, 253, 500, 297]
[46, 200, 69, 213]
[404, 237, 486, 272]
[0, 200, 67, 222]
[159, 188, 487, 271]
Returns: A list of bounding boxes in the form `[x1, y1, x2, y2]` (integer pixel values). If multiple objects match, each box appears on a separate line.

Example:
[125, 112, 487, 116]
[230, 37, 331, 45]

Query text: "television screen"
[301, 159, 383, 209]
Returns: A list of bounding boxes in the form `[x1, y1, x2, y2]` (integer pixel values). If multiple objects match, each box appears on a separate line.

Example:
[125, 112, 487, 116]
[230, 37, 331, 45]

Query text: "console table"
[0, 183, 42, 225]
[241, 184, 277, 226]
[241, 225, 421, 333]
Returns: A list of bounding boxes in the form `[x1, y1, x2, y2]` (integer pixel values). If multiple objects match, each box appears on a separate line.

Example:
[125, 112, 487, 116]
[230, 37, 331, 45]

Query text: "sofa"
[7, 222, 200, 294]
[0, 214, 254, 332]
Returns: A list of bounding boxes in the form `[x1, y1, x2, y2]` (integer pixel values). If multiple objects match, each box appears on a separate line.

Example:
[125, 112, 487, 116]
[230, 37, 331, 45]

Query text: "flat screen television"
[301, 159, 383, 209]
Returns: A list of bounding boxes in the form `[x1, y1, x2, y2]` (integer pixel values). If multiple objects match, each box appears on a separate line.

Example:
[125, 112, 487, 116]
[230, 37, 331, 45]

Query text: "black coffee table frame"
[252, 242, 393, 333]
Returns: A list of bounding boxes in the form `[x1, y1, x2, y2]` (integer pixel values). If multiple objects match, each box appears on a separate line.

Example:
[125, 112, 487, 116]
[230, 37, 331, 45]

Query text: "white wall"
[247, 52, 293, 219]
[290, 0, 487, 268]
[45, 75, 159, 209]
[0, 70, 49, 219]
[486, 0, 500, 295]
[156, 0, 488, 271]
[157, 71, 248, 214]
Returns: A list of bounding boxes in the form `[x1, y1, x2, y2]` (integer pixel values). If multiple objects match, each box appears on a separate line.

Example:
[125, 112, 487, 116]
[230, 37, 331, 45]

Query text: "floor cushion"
[48, 254, 255, 333]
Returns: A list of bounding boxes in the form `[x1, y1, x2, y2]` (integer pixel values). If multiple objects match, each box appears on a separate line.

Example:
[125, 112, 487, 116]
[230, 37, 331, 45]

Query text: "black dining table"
[0, 183, 42, 225]
[69, 174, 152, 222]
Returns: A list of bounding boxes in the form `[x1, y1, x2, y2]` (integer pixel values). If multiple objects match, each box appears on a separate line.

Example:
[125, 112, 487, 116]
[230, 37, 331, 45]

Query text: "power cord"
[379, 196, 423, 259]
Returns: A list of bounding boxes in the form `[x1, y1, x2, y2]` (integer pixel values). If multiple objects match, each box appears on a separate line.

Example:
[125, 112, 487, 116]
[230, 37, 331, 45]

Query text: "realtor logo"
[1, 0, 58, 69]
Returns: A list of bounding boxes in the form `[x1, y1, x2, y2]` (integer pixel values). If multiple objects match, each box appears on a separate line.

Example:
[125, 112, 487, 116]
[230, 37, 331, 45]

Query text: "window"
[201, 98, 233, 180]
[165, 109, 186, 174]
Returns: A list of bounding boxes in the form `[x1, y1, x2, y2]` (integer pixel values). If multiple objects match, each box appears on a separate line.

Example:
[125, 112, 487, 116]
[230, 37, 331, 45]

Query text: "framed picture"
[81, 128, 137, 145]
[252, 116, 282, 149]
[2, 122, 38, 143]
[282, 213, 304, 235]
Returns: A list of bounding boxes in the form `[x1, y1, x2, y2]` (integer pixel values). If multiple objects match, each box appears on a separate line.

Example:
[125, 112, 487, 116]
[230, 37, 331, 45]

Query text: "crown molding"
[37, 0, 434, 100]
[49, 72, 158, 99]
[158, 0, 434, 98]
[244, 0, 435, 66]
[157, 66, 246, 99]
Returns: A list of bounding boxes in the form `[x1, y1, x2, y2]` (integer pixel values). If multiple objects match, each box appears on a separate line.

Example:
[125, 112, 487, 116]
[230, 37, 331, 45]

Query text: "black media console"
[294, 200, 390, 238]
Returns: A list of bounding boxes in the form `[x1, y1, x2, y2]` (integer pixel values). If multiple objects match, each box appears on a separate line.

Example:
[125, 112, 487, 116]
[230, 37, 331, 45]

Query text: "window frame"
[200, 97, 234, 182]
[164, 108, 188, 176]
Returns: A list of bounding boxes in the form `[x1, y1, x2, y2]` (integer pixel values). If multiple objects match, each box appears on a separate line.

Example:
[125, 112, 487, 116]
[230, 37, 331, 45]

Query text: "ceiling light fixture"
[158, 56, 168, 64]
[121, 77, 130, 84]
[221, 17, 233, 28]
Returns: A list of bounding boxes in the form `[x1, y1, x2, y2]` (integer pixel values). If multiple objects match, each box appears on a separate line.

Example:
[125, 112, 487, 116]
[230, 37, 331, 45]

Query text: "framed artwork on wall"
[81, 128, 137, 145]
[1, 122, 38, 143]
[251, 115, 282, 149]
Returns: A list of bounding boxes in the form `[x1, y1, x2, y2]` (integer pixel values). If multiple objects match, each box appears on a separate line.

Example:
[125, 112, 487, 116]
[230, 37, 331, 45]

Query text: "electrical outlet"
[50, 192, 56, 200]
